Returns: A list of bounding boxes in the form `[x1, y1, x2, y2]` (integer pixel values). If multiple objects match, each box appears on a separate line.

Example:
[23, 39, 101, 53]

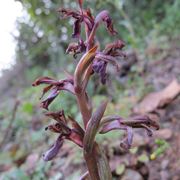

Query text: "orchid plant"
[32, 1, 159, 179]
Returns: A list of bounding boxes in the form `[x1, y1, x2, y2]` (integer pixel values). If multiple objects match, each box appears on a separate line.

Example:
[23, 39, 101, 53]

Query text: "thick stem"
[76, 92, 92, 127]
[74, 27, 112, 179]
[84, 142, 112, 180]
[76, 88, 112, 179]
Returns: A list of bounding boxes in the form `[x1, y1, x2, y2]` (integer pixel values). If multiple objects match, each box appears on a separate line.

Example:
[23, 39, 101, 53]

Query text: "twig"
[0, 100, 20, 149]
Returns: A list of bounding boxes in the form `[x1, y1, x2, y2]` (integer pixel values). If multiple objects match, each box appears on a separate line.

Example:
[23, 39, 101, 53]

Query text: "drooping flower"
[92, 40, 126, 84]
[92, 60, 107, 84]
[66, 39, 86, 58]
[43, 134, 64, 161]
[32, 76, 75, 110]
[99, 115, 159, 150]
[43, 110, 85, 161]
[58, 7, 94, 40]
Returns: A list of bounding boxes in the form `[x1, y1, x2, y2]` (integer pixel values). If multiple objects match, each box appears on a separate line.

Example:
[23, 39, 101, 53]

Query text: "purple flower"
[99, 115, 159, 150]
[43, 135, 64, 161]
[92, 40, 126, 84]
[92, 60, 107, 84]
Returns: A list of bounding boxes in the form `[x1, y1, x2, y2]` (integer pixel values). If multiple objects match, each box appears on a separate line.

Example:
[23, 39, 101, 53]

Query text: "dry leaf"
[133, 79, 180, 114]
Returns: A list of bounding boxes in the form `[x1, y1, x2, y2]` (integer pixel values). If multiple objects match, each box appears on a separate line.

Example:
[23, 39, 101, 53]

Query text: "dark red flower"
[92, 40, 125, 84]
[32, 77, 75, 110]
[66, 39, 86, 58]
[58, 7, 94, 40]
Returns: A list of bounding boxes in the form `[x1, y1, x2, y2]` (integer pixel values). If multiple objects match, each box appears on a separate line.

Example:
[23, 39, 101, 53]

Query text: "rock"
[154, 129, 172, 140]
[121, 169, 143, 180]
[160, 170, 170, 180]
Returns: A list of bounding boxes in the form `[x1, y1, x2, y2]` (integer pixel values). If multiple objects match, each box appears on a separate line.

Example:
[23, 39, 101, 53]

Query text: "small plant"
[32, 1, 159, 179]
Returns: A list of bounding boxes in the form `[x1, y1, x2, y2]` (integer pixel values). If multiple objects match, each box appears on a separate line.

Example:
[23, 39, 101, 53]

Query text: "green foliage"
[22, 102, 33, 114]
[138, 154, 149, 163]
[150, 139, 169, 160]
[159, 0, 180, 37]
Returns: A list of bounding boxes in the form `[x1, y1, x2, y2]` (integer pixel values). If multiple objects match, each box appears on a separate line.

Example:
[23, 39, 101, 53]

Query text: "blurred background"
[0, 0, 180, 179]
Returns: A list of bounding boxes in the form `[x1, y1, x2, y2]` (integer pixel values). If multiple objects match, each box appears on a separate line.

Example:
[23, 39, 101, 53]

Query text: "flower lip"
[43, 135, 64, 161]
[99, 114, 159, 150]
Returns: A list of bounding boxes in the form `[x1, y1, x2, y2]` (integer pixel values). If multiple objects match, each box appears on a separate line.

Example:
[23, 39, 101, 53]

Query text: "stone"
[121, 169, 143, 180]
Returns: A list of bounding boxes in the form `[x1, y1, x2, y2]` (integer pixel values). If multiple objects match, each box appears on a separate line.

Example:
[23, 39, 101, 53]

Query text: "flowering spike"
[33, 1, 159, 179]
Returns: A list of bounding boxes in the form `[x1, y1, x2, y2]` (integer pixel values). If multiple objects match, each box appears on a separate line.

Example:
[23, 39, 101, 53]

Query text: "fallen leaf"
[133, 79, 180, 114]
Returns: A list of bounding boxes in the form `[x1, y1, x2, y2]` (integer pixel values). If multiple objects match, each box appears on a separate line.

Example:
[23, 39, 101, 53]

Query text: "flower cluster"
[33, 0, 159, 178]
[42, 110, 84, 161]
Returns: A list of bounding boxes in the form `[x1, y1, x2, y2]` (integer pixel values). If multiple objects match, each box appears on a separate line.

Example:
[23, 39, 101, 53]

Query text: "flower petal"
[68, 116, 84, 136]
[43, 135, 64, 161]
[100, 119, 133, 150]
[92, 59, 107, 84]
[103, 39, 125, 54]
[45, 110, 67, 123]
[58, 8, 81, 19]
[66, 40, 86, 58]
[40, 87, 59, 110]
[95, 53, 121, 71]
[45, 123, 62, 133]
[72, 19, 82, 38]
[94, 10, 117, 35]
[100, 119, 129, 134]
[40, 85, 53, 99]
[67, 129, 83, 147]
[120, 126, 133, 150]
[32, 76, 57, 86]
